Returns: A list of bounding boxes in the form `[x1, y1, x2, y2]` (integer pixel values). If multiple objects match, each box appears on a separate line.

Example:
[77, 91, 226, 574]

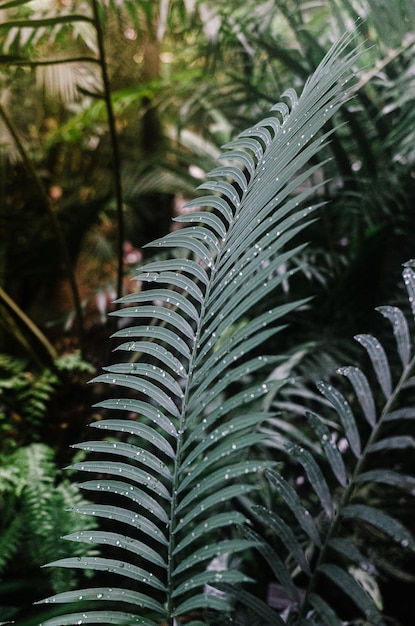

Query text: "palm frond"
[37, 33, 361, 626]
[246, 261, 415, 624]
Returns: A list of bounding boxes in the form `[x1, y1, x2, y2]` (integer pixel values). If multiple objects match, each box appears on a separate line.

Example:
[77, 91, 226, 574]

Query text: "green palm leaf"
[241, 262, 415, 624]
[38, 33, 361, 626]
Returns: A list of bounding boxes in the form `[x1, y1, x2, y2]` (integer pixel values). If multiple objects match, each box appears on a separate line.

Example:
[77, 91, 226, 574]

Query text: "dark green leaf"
[179, 432, 266, 480]
[306, 411, 348, 487]
[174, 485, 257, 532]
[77, 481, 169, 523]
[316, 381, 361, 457]
[173, 512, 248, 554]
[116, 288, 199, 321]
[318, 564, 380, 619]
[136, 258, 209, 286]
[38, 587, 164, 613]
[177, 461, 273, 506]
[92, 401, 177, 436]
[328, 538, 366, 563]
[287, 444, 334, 518]
[73, 441, 172, 480]
[110, 306, 195, 342]
[242, 526, 301, 602]
[173, 539, 254, 575]
[69, 504, 167, 544]
[183, 194, 234, 223]
[342, 504, 415, 550]
[337, 366, 377, 427]
[403, 265, 415, 321]
[173, 592, 232, 617]
[265, 469, 321, 546]
[356, 469, 415, 494]
[309, 593, 344, 626]
[172, 569, 249, 599]
[376, 305, 411, 367]
[385, 407, 415, 421]
[145, 231, 214, 269]
[354, 334, 392, 399]
[218, 584, 286, 626]
[252, 505, 311, 575]
[111, 325, 191, 360]
[368, 436, 415, 452]
[63, 531, 166, 567]
[89, 418, 175, 459]
[174, 211, 228, 239]
[103, 362, 184, 398]
[92, 372, 180, 415]
[182, 412, 267, 456]
[70, 461, 171, 500]
[135, 270, 204, 303]
[37, 611, 156, 626]
[45, 557, 165, 591]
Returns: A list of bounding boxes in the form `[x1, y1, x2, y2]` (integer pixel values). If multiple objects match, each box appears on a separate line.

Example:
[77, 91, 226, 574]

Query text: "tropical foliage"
[0, 443, 97, 624]
[233, 261, 415, 625]
[0, 352, 96, 624]
[30, 33, 413, 626]
[1, 1, 415, 625]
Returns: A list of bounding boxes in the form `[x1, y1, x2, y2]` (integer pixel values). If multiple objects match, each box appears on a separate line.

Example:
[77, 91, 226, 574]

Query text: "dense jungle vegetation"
[1, 1, 415, 625]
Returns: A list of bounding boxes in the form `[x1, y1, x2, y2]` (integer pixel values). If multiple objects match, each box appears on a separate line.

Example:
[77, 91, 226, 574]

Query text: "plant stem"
[0, 103, 86, 358]
[0, 285, 57, 368]
[90, 0, 125, 302]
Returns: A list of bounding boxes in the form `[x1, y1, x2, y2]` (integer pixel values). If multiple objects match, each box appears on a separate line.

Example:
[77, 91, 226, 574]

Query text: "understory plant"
[0, 351, 93, 451]
[0, 443, 97, 625]
[0, 352, 97, 622]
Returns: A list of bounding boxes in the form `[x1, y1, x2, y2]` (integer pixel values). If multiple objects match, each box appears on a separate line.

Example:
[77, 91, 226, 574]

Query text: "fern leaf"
[342, 504, 415, 550]
[368, 435, 415, 452]
[252, 505, 311, 575]
[38, 588, 165, 613]
[286, 444, 334, 519]
[316, 381, 361, 457]
[354, 334, 392, 398]
[39, 610, 156, 625]
[308, 593, 343, 626]
[64, 530, 167, 567]
[306, 410, 348, 487]
[242, 526, 301, 604]
[219, 583, 286, 626]
[247, 261, 415, 624]
[265, 469, 322, 547]
[327, 537, 366, 563]
[376, 305, 411, 367]
[403, 261, 415, 320]
[39, 33, 361, 626]
[318, 564, 380, 621]
[336, 366, 377, 427]
[355, 469, 415, 494]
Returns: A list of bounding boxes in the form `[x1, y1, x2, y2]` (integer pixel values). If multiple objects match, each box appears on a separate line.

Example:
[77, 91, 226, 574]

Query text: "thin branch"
[0, 285, 57, 368]
[0, 15, 94, 28]
[90, 0, 125, 302]
[0, 56, 101, 66]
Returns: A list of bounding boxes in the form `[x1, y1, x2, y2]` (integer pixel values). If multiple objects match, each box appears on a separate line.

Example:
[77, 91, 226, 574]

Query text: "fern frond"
[248, 262, 415, 625]
[38, 34, 361, 626]
[0, 444, 97, 594]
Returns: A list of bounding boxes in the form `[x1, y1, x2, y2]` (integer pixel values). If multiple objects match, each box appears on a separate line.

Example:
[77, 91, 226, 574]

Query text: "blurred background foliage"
[0, 0, 415, 623]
